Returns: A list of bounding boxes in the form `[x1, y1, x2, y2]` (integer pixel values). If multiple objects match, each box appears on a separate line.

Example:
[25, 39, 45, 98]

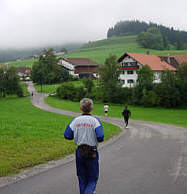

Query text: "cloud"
[0, 0, 187, 49]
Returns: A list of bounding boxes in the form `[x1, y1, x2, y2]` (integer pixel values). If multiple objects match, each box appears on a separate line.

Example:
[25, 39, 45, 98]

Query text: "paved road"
[0, 82, 187, 194]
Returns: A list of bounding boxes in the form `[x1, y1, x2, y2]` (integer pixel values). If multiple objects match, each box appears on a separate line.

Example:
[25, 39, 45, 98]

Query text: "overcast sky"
[1, 0, 187, 49]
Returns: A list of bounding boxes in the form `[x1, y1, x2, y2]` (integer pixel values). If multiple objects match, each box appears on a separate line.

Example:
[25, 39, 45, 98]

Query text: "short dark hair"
[80, 98, 93, 113]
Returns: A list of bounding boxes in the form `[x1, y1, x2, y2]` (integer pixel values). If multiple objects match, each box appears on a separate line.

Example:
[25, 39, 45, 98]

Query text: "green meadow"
[34, 80, 98, 94]
[34, 83, 61, 93]
[0, 95, 120, 177]
[34, 81, 83, 93]
[46, 97, 187, 128]
[1, 35, 187, 68]
[66, 35, 187, 64]
[0, 59, 37, 68]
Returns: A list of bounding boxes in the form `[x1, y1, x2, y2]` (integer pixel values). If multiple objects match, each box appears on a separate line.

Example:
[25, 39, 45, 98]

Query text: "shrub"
[57, 82, 76, 100]
[57, 83, 86, 101]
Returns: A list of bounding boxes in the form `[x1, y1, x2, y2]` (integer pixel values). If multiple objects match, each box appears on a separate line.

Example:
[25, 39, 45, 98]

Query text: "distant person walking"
[122, 106, 131, 128]
[104, 104, 109, 116]
[64, 98, 104, 194]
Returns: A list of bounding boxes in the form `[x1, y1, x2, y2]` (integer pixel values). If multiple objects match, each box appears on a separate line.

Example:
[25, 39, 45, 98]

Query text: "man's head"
[80, 98, 93, 113]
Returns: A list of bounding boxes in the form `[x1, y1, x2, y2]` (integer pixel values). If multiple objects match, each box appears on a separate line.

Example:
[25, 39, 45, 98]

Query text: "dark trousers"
[76, 149, 99, 194]
[124, 117, 129, 127]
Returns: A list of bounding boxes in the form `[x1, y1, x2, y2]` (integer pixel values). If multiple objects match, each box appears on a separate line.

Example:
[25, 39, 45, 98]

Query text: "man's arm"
[95, 118, 104, 142]
[64, 124, 74, 140]
[95, 125, 104, 142]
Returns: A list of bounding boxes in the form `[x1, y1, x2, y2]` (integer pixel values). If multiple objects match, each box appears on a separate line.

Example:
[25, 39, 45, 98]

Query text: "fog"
[1, 0, 187, 49]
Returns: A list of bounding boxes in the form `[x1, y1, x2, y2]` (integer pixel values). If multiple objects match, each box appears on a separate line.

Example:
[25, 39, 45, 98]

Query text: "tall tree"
[31, 60, 46, 92]
[0, 68, 6, 97]
[137, 65, 154, 89]
[158, 70, 181, 108]
[31, 49, 69, 91]
[176, 39, 184, 50]
[177, 62, 187, 105]
[99, 55, 122, 102]
[0, 67, 23, 97]
[137, 27, 164, 50]
[133, 65, 154, 105]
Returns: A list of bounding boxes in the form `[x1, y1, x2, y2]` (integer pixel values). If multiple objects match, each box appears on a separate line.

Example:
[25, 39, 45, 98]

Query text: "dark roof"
[170, 54, 187, 65]
[17, 67, 31, 73]
[61, 58, 98, 66]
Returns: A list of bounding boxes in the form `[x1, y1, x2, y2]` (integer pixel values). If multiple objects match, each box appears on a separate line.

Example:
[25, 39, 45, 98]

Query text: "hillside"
[107, 20, 187, 45]
[66, 35, 187, 64]
[1, 35, 187, 67]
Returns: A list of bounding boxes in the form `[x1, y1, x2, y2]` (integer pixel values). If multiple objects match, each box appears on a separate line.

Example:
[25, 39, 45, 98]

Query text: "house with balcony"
[118, 52, 176, 87]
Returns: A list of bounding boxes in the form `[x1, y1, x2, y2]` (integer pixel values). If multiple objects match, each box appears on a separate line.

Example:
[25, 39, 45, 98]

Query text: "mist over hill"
[0, 43, 83, 62]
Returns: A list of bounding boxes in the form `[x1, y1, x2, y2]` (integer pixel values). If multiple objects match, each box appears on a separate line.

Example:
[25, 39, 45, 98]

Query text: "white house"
[118, 52, 176, 87]
[59, 58, 75, 76]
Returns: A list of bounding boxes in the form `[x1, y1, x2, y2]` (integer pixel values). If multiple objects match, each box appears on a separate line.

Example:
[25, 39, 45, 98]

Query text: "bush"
[82, 78, 94, 93]
[74, 87, 87, 101]
[57, 83, 86, 101]
[16, 85, 24, 97]
[57, 82, 75, 100]
[141, 89, 159, 107]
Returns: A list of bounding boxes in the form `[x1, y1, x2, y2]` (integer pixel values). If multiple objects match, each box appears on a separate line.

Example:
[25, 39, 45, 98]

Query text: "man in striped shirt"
[64, 98, 104, 194]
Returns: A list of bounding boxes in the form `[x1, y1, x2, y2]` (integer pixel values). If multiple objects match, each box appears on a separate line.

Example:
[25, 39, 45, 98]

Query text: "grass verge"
[45, 97, 187, 128]
[0, 96, 120, 177]
[34, 80, 98, 94]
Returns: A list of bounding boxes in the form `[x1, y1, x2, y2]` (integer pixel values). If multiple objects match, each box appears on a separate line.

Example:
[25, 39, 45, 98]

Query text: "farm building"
[118, 52, 176, 87]
[16, 67, 31, 80]
[58, 58, 98, 78]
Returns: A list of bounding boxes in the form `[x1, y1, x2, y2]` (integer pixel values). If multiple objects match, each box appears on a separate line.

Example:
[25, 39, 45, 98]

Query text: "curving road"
[0, 81, 187, 194]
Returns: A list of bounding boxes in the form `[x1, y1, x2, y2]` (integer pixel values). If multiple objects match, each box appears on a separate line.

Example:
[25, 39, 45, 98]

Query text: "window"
[127, 70, 133, 74]
[131, 62, 137, 66]
[127, 79, 134, 83]
[121, 62, 128, 67]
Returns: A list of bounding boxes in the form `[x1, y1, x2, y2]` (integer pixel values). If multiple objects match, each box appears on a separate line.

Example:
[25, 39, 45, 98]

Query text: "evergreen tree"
[176, 39, 184, 50]
[107, 20, 187, 48]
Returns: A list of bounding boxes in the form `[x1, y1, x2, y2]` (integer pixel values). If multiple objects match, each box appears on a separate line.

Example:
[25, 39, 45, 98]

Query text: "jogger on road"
[64, 98, 104, 194]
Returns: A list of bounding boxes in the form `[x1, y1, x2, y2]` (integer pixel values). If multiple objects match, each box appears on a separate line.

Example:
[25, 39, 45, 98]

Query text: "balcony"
[121, 66, 139, 70]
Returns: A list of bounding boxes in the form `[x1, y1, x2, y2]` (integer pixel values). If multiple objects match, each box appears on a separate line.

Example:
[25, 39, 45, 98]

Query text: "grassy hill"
[0, 58, 37, 68]
[66, 35, 187, 64]
[1, 35, 187, 67]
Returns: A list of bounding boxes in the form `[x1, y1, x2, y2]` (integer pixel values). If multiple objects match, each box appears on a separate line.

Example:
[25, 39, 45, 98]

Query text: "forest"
[107, 20, 187, 49]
